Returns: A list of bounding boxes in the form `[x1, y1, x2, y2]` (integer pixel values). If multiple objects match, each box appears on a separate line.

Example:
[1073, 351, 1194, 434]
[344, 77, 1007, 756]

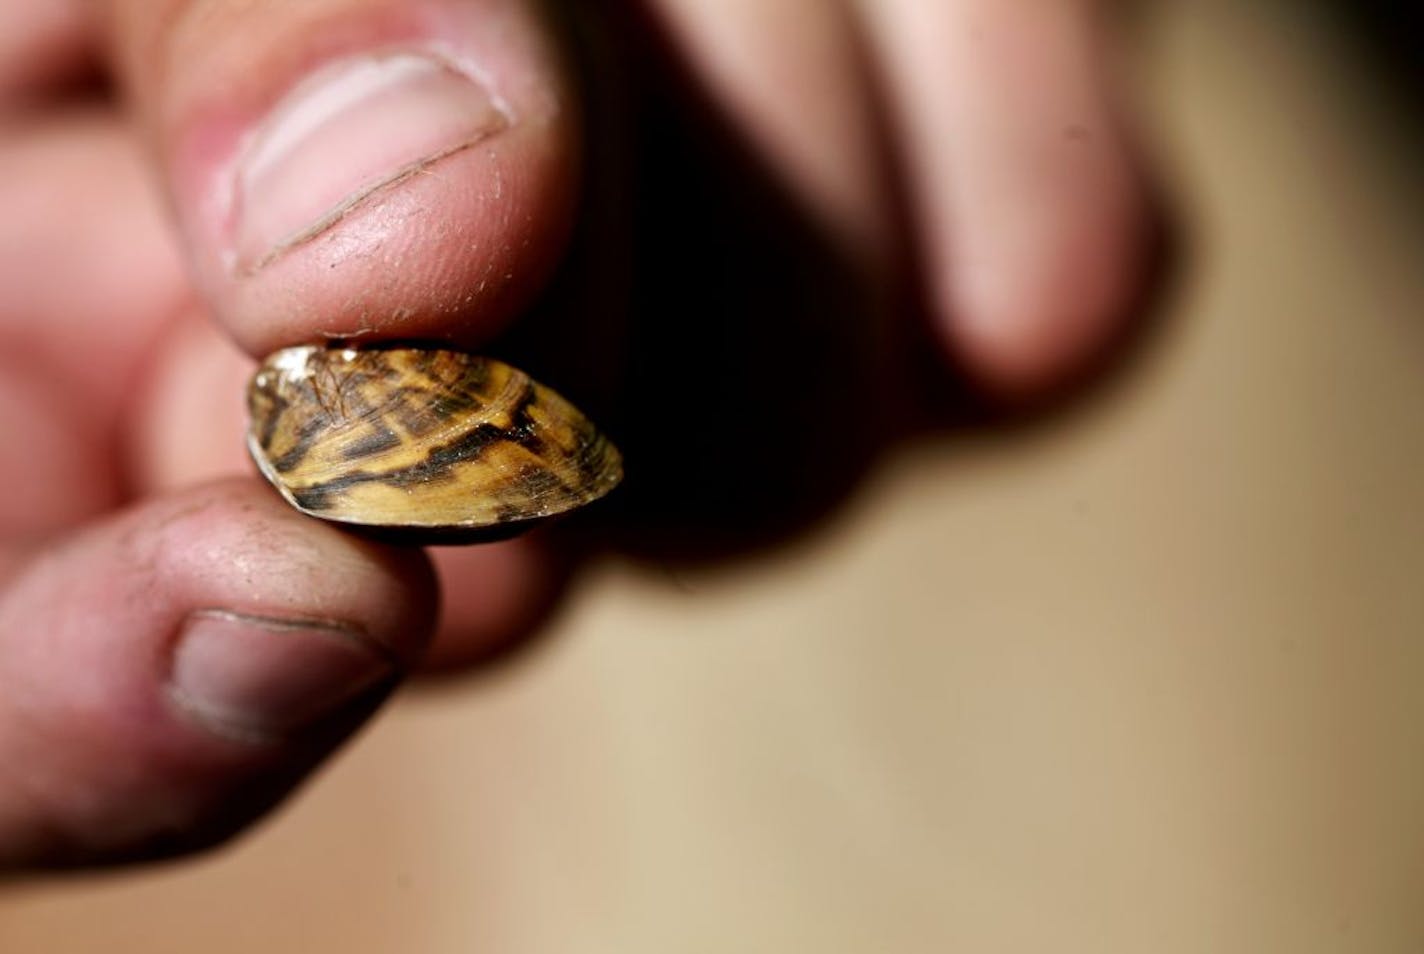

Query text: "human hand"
[0, 0, 1154, 869]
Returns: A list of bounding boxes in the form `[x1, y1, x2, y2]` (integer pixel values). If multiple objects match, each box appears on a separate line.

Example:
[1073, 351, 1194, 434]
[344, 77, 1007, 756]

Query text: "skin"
[0, 0, 1153, 869]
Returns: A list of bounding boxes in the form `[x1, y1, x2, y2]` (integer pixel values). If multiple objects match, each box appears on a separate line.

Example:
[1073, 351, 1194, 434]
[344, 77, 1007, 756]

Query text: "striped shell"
[246, 345, 622, 541]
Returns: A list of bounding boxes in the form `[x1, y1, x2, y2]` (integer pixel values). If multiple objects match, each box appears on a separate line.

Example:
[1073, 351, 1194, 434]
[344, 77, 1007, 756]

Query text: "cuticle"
[183, 608, 403, 667]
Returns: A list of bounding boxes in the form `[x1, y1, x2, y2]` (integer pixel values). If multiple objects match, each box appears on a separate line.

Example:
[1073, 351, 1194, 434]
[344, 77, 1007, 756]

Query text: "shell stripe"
[289, 382, 582, 516]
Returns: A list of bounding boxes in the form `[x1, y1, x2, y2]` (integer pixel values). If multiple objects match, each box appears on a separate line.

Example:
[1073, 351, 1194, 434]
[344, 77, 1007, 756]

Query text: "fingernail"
[231, 52, 510, 273]
[170, 610, 400, 742]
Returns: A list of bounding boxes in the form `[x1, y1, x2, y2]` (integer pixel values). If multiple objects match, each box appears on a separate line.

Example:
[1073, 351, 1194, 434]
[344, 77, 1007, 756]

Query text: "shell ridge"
[248, 346, 623, 534]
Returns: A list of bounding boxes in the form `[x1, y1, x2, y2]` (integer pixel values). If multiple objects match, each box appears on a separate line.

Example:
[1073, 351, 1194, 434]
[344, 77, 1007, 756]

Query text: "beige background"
[4, 1, 1424, 951]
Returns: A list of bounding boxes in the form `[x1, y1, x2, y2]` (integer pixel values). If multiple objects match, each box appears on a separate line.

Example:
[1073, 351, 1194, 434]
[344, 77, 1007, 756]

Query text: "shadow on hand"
[452, 4, 1170, 672]
[501, 5, 960, 567]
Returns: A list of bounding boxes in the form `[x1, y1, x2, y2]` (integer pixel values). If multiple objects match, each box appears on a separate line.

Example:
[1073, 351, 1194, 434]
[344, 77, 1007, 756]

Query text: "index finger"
[101, 0, 579, 356]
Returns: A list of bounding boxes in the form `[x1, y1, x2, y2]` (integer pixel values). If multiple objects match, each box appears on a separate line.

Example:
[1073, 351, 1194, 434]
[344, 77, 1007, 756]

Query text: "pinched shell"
[246, 345, 622, 541]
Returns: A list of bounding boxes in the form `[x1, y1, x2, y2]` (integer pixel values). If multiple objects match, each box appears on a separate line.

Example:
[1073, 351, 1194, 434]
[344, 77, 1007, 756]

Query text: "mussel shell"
[246, 345, 622, 542]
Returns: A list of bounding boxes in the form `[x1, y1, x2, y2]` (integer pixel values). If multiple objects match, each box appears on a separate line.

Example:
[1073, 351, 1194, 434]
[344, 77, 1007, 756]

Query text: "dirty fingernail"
[170, 609, 400, 741]
[232, 52, 510, 273]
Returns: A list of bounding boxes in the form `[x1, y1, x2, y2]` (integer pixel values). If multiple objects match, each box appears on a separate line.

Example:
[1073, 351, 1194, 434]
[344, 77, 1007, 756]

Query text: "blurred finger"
[0, 112, 189, 535]
[0, 112, 188, 415]
[858, 0, 1151, 397]
[423, 539, 569, 671]
[0, 0, 97, 103]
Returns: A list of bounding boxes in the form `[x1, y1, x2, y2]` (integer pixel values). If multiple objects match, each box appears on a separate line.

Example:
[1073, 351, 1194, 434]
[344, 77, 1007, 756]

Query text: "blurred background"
[3, 0, 1423, 950]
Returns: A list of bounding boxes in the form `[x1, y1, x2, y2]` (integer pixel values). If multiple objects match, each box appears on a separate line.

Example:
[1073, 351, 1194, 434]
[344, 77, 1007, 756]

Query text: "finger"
[0, 112, 187, 417]
[126, 308, 254, 494]
[0, 480, 436, 869]
[858, 0, 1152, 397]
[0, 0, 97, 102]
[100, 0, 579, 355]
[637, 0, 894, 260]
[424, 539, 568, 671]
[0, 112, 190, 535]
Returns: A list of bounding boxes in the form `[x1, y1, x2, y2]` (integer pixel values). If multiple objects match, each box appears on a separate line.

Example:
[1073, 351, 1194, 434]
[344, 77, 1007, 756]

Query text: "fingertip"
[937, 168, 1150, 399]
[422, 535, 569, 671]
[0, 480, 437, 867]
[863, 0, 1157, 400]
[148, 480, 440, 667]
[114, 0, 578, 355]
[222, 106, 578, 356]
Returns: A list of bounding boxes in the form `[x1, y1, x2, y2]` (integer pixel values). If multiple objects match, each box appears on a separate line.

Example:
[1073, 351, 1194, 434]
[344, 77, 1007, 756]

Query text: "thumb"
[0, 480, 436, 870]
[100, 0, 579, 355]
